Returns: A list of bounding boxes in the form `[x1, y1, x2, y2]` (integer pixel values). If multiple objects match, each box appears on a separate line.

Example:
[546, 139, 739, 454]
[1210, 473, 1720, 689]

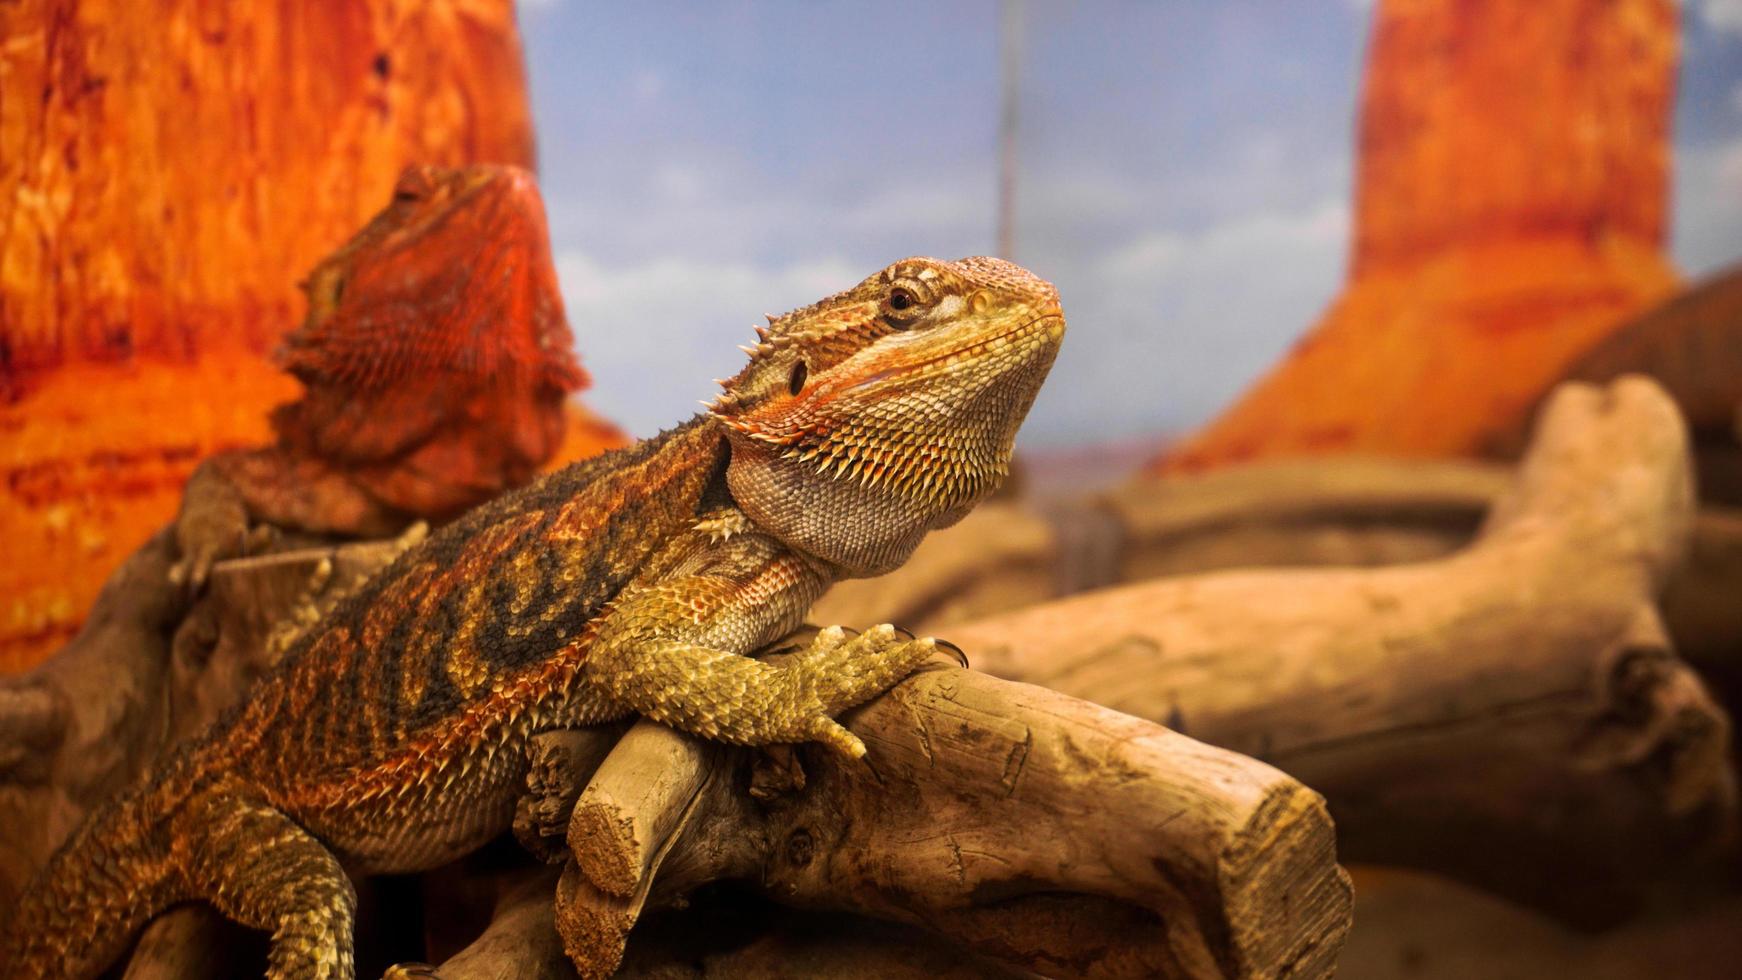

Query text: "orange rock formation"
[0, 1, 620, 671]
[1155, 0, 1681, 473]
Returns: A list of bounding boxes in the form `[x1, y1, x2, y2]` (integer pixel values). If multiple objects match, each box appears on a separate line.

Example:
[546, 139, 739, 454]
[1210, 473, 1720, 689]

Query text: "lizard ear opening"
[788, 360, 808, 396]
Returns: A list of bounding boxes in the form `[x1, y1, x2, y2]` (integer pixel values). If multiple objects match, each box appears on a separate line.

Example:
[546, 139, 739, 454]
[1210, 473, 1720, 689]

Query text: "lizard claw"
[171, 481, 252, 595]
[168, 536, 234, 594]
[245, 522, 279, 554]
[808, 716, 867, 760]
[934, 638, 969, 669]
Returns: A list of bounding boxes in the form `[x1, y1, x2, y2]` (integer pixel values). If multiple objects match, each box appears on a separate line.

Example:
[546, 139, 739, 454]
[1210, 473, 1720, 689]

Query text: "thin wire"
[997, 0, 1024, 261]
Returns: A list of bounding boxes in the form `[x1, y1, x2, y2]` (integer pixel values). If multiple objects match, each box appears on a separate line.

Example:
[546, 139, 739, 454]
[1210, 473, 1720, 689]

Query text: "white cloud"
[1694, 0, 1742, 36]
[1047, 201, 1351, 439]
[536, 106, 1357, 443]
[1101, 232, 1188, 284]
[1672, 136, 1742, 276]
[1098, 201, 1348, 287]
[555, 250, 863, 436]
[648, 162, 705, 201]
[538, 137, 1357, 444]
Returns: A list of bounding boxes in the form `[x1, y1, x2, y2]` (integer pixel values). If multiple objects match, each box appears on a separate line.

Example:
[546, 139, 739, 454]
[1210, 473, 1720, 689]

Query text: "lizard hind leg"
[181, 791, 360, 980]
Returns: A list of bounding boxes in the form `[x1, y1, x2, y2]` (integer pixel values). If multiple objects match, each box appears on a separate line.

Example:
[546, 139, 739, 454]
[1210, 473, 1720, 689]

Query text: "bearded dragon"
[172, 163, 591, 590]
[1, 256, 1065, 979]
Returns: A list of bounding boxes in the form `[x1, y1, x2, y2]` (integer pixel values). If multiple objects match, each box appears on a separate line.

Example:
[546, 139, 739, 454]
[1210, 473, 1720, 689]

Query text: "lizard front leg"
[582, 529, 938, 758]
[172, 450, 404, 591]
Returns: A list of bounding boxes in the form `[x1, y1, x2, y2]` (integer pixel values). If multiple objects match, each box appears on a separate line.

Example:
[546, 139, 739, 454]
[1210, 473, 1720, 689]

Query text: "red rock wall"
[0, 0, 607, 671]
[1155, 0, 1681, 473]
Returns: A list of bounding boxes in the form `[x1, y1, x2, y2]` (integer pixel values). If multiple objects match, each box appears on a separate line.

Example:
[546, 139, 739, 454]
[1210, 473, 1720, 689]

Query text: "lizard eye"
[392, 166, 435, 203]
[788, 360, 808, 395]
[883, 283, 927, 328]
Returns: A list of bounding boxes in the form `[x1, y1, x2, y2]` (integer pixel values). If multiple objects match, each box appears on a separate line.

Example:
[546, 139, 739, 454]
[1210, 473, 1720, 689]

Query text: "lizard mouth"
[842, 312, 1064, 393]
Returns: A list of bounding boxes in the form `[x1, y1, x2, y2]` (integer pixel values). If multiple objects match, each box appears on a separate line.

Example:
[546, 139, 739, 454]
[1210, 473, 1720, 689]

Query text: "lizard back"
[228, 416, 729, 801]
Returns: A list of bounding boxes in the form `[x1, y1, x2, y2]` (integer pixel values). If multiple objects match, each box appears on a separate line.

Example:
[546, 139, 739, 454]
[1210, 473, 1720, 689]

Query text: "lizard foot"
[785, 624, 943, 759]
[169, 462, 257, 593]
[382, 963, 441, 980]
[168, 516, 248, 593]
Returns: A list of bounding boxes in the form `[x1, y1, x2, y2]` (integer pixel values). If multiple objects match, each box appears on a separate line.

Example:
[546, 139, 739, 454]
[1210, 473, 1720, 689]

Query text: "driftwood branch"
[548, 660, 1353, 980]
[938, 378, 1735, 926]
[0, 530, 184, 905]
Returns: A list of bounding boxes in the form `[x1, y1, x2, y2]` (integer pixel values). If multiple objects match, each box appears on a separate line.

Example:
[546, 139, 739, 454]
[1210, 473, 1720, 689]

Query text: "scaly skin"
[173, 164, 587, 589]
[1, 256, 1064, 979]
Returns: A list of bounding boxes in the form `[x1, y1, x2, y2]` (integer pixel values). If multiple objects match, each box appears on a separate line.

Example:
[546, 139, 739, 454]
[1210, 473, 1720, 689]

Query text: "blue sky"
[517, 0, 1742, 447]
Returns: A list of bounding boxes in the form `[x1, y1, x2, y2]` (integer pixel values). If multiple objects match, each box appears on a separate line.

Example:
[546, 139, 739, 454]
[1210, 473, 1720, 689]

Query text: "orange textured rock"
[1155, 0, 1681, 473]
[0, 1, 619, 671]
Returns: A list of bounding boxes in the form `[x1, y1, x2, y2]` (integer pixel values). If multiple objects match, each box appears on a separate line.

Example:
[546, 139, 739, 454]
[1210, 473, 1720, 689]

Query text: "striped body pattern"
[1, 256, 1065, 978]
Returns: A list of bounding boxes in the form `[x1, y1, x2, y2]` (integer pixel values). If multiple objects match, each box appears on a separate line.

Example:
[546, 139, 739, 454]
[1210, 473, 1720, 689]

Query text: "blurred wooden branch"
[0, 531, 184, 905]
[810, 460, 1510, 634]
[938, 378, 1736, 926]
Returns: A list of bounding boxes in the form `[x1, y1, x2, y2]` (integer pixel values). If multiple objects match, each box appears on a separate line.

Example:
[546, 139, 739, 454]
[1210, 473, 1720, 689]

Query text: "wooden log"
[552, 659, 1353, 980]
[944, 377, 1736, 926]
[513, 728, 626, 866]
[119, 907, 258, 980]
[1336, 866, 1742, 980]
[1663, 510, 1742, 706]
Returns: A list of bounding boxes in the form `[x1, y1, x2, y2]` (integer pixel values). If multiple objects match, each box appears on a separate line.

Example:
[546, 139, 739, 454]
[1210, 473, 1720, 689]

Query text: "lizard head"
[286, 164, 584, 399]
[271, 164, 587, 519]
[710, 256, 1064, 575]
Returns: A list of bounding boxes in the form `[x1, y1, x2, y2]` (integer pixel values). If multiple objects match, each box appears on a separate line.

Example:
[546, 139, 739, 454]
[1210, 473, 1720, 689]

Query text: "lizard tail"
[1, 769, 195, 979]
